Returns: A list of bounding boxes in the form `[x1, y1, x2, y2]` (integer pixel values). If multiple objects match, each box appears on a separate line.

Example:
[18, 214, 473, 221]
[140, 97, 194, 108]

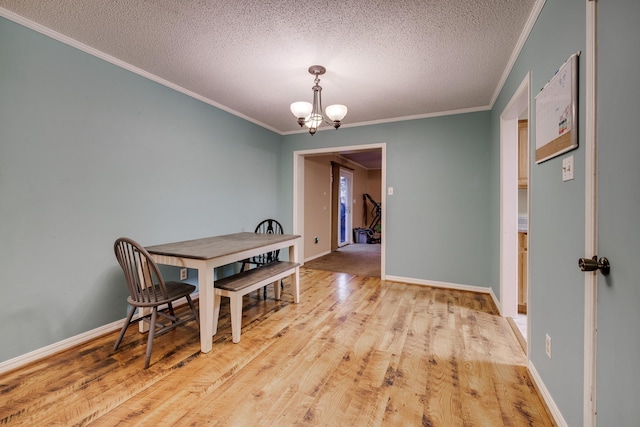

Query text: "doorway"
[293, 143, 386, 279]
[500, 74, 530, 351]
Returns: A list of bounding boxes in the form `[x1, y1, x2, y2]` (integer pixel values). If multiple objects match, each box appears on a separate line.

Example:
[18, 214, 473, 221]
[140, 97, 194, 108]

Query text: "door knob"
[579, 256, 610, 275]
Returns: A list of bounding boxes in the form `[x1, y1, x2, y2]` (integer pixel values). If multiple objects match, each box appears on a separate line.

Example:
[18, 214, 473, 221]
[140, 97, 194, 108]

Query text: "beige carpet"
[304, 243, 381, 277]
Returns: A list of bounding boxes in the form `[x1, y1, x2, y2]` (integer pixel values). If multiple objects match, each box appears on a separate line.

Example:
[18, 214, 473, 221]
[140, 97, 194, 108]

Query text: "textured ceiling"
[0, 0, 536, 135]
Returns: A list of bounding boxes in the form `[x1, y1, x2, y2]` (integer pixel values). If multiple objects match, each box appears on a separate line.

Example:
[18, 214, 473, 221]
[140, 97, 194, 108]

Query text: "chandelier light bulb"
[305, 113, 323, 129]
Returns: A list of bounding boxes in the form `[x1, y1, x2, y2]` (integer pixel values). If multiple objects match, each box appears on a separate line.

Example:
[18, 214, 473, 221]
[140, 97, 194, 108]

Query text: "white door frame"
[293, 143, 386, 278]
[337, 168, 354, 247]
[499, 74, 531, 326]
[583, 0, 598, 425]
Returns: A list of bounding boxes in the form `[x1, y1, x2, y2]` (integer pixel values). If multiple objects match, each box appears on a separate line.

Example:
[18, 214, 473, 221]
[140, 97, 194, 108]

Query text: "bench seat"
[212, 261, 300, 343]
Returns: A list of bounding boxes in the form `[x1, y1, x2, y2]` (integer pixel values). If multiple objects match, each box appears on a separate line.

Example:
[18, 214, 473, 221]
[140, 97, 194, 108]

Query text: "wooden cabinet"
[518, 120, 528, 188]
[518, 232, 528, 313]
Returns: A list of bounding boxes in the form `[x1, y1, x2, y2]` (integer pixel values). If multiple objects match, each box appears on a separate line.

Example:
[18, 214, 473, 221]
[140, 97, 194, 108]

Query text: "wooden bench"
[212, 261, 300, 343]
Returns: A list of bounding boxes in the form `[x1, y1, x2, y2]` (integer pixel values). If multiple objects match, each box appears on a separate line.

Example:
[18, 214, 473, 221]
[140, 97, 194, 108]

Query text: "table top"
[146, 232, 300, 260]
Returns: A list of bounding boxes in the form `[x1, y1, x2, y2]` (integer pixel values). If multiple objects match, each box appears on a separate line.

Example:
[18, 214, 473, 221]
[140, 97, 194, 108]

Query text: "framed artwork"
[535, 53, 579, 163]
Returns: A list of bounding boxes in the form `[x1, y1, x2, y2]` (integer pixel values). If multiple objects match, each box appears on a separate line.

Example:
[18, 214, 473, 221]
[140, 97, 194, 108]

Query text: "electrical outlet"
[314, 236, 319, 244]
[545, 334, 552, 359]
[180, 268, 187, 280]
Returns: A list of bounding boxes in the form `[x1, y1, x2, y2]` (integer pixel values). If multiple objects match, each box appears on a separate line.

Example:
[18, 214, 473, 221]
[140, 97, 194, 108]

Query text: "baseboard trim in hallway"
[386, 275, 496, 298]
[529, 360, 568, 427]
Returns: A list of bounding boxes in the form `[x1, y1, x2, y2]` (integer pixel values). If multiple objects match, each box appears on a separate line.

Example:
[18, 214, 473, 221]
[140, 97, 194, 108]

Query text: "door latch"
[578, 256, 610, 275]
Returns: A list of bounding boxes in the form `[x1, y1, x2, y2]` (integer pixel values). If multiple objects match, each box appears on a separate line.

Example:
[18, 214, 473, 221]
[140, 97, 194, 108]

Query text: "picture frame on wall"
[535, 53, 579, 163]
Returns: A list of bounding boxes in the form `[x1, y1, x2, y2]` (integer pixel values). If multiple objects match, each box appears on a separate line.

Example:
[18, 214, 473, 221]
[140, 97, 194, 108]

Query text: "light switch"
[562, 155, 574, 181]
[388, 187, 394, 196]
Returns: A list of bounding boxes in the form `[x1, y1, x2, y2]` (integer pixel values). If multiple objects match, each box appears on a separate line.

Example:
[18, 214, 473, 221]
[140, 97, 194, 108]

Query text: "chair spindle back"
[114, 237, 168, 304]
[254, 219, 284, 264]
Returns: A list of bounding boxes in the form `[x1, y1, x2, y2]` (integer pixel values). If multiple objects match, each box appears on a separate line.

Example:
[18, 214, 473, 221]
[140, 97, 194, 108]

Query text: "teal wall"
[280, 113, 493, 289]
[0, 17, 282, 362]
[596, 1, 640, 425]
[490, 0, 586, 424]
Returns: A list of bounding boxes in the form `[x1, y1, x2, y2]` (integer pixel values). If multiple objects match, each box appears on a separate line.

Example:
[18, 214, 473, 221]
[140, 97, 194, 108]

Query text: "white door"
[338, 169, 353, 247]
[586, 2, 640, 425]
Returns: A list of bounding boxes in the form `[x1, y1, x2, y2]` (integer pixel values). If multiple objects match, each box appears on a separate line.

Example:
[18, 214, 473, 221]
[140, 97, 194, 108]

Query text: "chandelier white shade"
[325, 104, 348, 122]
[290, 65, 347, 135]
[290, 102, 312, 119]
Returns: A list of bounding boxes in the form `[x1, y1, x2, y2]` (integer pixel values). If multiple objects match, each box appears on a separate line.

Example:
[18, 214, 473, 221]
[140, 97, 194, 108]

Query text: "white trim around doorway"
[293, 143, 387, 279]
[499, 73, 531, 322]
[583, 1, 598, 425]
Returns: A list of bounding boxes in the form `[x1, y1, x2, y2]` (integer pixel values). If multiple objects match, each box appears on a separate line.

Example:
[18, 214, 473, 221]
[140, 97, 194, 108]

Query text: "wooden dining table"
[146, 232, 301, 353]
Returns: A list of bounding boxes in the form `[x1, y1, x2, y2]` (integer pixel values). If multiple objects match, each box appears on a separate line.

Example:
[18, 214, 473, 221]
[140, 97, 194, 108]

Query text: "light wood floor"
[0, 268, 554, 426]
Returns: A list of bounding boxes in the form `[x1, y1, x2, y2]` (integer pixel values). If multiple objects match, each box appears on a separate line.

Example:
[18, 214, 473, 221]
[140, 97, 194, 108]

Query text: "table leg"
[198, 263, 214, 353]
[138, 308, 150, 333]
[289, 244, 300, 303]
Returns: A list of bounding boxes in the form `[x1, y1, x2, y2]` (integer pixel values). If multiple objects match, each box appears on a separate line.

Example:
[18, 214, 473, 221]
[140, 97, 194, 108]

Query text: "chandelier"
[290, 65, 347, 135]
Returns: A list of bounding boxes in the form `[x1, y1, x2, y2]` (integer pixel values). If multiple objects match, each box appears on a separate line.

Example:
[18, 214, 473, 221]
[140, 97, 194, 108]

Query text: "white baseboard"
[0, 319, 123, 375]
[384, 275, 494, 296]
[528, 360, 568, 426]
[488, 288, 501, 316]
[0, 293, 199, 375]
[303, 250, 332, 263]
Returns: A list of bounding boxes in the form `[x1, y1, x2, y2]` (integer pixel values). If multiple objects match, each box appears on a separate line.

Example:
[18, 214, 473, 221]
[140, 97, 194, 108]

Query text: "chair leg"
[144, 307, 158, 369]
[167, 301, 176, 320]
[186, 295, 199, 328]
[114, 305, 136, 351]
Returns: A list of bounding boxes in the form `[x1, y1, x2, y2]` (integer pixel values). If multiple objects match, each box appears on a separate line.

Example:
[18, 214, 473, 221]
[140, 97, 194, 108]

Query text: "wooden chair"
[241, 219, 284, 298]
[113, 237, 199, 369]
